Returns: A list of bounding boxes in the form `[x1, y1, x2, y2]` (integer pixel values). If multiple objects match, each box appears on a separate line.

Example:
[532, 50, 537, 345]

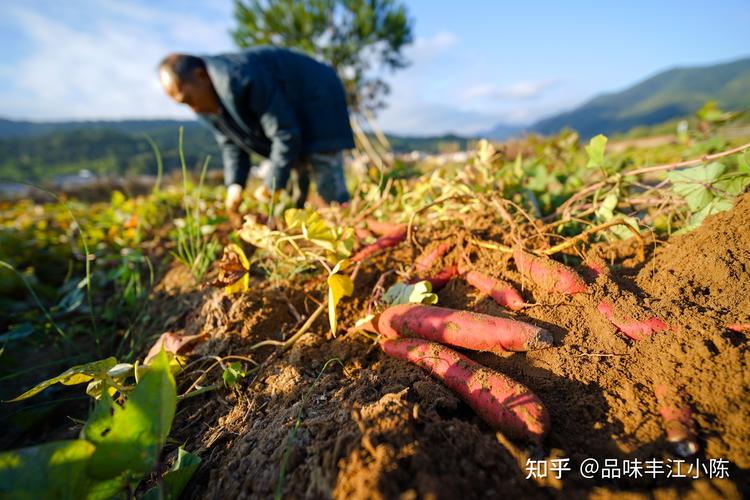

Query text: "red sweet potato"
[365, 218, 406, 236]
[410, 265, 458, 290]
[381, 338, 549, 442]
[654, 383, 699, 457]
[727, 323, 750, 333]
[415, 242, 451, 272]
[462, 270, 526, 310]
[597, 300, 669, 341]
[354, 227, 374, 242]
[377, 304, 553, 352]
[582, 255, 608, 279]
[351, 226, 406, 262]
[512, 248, 588, 295]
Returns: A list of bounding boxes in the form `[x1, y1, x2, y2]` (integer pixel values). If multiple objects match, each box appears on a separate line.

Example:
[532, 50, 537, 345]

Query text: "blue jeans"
[287, 152, 350, 207]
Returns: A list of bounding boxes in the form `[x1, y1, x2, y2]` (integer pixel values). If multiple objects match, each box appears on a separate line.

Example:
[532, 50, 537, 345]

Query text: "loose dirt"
[162, 194, 750, 499]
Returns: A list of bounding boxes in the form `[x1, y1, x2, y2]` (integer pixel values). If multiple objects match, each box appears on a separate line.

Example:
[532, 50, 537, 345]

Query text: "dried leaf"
[144, 332, 206, 364]
[204, 244, 250, 294]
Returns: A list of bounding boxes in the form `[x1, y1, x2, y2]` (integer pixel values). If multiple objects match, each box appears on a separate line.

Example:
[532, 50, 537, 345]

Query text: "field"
[1, 122, 749, 499]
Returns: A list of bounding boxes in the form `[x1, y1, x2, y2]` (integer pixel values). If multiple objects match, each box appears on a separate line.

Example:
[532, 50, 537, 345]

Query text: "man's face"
[160, 68, 220, 115]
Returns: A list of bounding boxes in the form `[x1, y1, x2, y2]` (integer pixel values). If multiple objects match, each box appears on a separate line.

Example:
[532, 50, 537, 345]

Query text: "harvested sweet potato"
[378, 304, 553, 352]
[351, 226, 406, 262]
[513, 248, 587, 295]
[597, 300, 668, 341]
[415, 242, 451, 272]
[381, 338, 549, 442]
[462, 270, 526, 310]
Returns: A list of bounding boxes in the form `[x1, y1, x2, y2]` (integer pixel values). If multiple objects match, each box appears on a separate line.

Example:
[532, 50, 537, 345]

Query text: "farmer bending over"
[159, 47, 354, 212]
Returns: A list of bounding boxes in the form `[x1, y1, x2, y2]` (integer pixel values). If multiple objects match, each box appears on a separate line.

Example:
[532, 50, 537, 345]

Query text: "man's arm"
[212, 127, 251, 188]
[248, 71, 301, 192]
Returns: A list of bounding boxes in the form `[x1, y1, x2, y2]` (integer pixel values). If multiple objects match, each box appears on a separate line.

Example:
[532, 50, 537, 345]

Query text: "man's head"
[159, 53, 220, 115]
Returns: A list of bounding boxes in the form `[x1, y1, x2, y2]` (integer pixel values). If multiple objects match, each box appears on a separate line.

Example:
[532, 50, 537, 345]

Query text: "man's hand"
[225, 183, 244, 213]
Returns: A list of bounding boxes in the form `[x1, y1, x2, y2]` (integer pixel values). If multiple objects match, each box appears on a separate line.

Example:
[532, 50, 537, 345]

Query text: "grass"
[170, 127, 220, 282]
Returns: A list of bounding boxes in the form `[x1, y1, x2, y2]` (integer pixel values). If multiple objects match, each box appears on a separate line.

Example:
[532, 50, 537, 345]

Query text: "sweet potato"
[415, 242, 451, 272]
[582, 255, 608, 279]
[462, 270, 526, 310]
[365, 218, 406, 236]
[351, 226, 406, 262]
[512, 249, 587, 295]
[411, 265, 458, 290]
[377, 304, 553, 352]
[354, 227, 374, 242]
[727, 323, 750, 333]
[597, 300, 669, 341]
[381, 338, 549, 442]
[654, 383, 699, 457]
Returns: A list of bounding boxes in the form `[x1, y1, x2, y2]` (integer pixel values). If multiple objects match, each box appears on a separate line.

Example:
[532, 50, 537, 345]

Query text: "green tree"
[231, 0, 414, 112]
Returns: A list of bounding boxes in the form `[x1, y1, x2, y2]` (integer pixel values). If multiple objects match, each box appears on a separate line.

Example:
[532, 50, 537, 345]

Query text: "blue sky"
[1, 0, 748, 135]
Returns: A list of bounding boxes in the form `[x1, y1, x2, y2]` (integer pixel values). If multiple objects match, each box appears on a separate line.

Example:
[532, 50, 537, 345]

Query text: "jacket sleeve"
[212, 127, 251, 187]
[248, 71, 301, 191]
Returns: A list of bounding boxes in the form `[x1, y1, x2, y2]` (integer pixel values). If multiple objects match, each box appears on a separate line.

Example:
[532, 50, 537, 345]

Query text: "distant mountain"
[526, 56, 750, 138]
[0, 119, 221, 184]
[0, 117, 479, 184]
[0, 117, 202, 139]
[482, 122, 523, 140]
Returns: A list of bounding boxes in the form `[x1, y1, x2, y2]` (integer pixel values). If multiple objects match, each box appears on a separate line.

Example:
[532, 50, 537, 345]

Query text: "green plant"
[0, 350, 199, 499]
[170, 128, 220, 282]
[667, 159, 750, 232]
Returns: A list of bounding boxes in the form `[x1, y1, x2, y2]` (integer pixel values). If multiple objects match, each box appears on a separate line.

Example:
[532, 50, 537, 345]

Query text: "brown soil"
[160, 194, 750, 499]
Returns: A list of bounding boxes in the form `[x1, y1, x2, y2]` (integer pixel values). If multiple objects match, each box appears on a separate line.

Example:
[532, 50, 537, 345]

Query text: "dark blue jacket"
[197, 46, 355, 188]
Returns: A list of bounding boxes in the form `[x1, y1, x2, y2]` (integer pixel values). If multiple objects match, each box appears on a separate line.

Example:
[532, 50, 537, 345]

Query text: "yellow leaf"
[237, 216, 274, 249]
[7, 357, 117, 402]
[224, 244, 250, 295]
[327, 271, 353, 335]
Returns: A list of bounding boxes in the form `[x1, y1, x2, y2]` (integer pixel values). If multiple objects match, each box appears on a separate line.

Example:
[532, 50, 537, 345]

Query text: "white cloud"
[377, 102, 505, 136]
[0, 1, 234, 120]
[407, 31, 459, 63]
[462, 79, 558, 101]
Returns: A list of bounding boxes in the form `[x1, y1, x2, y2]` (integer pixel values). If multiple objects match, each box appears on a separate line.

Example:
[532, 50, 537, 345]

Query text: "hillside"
[0, 119, 476, 183]
[0, 121, 221, 183]
[530, 56, 750, 138]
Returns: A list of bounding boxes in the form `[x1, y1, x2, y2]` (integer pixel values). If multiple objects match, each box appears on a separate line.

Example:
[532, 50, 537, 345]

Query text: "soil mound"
[170, 195, 749, 499]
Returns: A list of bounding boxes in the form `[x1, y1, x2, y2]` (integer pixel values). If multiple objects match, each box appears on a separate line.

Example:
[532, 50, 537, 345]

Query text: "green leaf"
[85, 476, 128, 500]
[512, 153, 523, 179]
[714, 175, 750, 197]
[222, 362, 246, 388]
[81, 391, 114, 443]
[594, 193, 618, 221]
[738, 150, 750, 174]
[111, 190, 126, 208]
[86, 349, 176, 480]
[0, 322, 35, 343]
[678, 198, 734, 234]
[585, 134, 607, 168]
[7, 357, 118, 402]
[610, 215, 641, 240]
[0, 440, 96, 500]
[668, 162, 726, 183]
[141, 448, 201, 500]
[382, 281, 438, 306]
[668, 162, 727, 212]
